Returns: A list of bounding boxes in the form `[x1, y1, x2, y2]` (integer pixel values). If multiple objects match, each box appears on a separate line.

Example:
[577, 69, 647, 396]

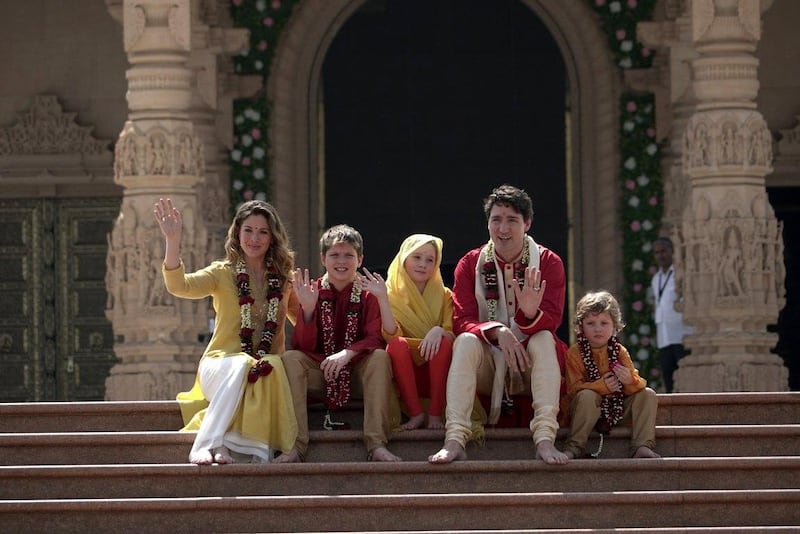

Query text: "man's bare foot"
[535, 440, 569, 465]
[401, 413, 426, 430]
[368, 446, 402, 462]
[213, 446, 234, 464]
[273, 449, 303, 463]
[190, 449, 213, 465]
[633, 446, 661, 458]
[428, 439, 467, 464]
[426, 415, 444, 430]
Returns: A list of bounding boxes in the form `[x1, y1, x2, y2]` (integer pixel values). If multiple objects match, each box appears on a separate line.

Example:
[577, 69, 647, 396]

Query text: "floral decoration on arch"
[228, 0, 299, 210]
[587, 0, 664, 388]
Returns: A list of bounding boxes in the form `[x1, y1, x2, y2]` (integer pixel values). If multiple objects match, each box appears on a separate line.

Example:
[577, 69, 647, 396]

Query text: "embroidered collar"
[481, 239, 530, 321]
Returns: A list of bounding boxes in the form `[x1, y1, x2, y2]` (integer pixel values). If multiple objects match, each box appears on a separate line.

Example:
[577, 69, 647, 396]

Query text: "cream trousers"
[444, 330, 562, 447]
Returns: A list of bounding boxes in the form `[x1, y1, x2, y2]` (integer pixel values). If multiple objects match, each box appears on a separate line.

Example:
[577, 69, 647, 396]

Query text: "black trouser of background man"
[659, 344, 689, 393]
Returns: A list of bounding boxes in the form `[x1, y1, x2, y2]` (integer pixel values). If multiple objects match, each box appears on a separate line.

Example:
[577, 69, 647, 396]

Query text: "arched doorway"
[268, 0, 621, 302]
[321, 0, 567, 290]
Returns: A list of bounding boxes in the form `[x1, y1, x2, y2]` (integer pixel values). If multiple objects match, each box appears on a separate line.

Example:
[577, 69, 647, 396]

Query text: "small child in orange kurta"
[562, 290, 659, 459]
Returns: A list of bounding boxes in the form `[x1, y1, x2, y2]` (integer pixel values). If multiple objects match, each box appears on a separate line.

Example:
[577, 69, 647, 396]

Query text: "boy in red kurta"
[276, 224, 400, 463]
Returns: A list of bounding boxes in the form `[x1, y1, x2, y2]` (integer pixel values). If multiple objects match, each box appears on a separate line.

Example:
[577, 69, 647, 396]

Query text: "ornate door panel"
[0, 198, 120, 401]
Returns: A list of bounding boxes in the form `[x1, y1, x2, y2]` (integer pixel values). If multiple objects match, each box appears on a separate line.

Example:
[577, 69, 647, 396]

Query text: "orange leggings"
[387, 336, 453, 417]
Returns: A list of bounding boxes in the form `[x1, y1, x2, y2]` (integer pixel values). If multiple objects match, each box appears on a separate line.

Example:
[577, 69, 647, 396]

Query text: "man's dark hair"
[483, 184, 534, 222]
[653, 236, 673, 251]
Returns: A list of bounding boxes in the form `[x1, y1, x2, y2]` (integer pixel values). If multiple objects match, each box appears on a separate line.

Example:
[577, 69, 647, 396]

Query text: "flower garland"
[318, 274, 362, 408]
[235, 259, 282, 382]
[482, 239, 530, 321]
[577, 332, 624, 434]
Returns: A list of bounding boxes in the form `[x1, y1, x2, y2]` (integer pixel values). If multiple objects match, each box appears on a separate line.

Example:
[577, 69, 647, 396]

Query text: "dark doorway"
[768, 187, 800, 390]
[322, 0, 567, 294]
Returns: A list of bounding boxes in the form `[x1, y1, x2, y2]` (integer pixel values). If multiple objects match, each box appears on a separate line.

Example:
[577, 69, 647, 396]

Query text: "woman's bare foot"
[368, 446, 402, 462]
[213, 446, 234, 464]
[633, 446, 661, 458]
[190, 449, 213, 465]
[273, 449, 303, 463]
[535, 440, 569, 465]
[401, 413, 426, 430]
[426, 415, 444, 430]
[428, 439, 466, 464]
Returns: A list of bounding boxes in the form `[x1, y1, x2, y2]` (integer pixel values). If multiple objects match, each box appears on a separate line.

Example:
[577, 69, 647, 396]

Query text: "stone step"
[1, 457, 798, 500]
[1, 425, 798, 465]
[1, 392, 799, 433]
[1, 489, 798, 532]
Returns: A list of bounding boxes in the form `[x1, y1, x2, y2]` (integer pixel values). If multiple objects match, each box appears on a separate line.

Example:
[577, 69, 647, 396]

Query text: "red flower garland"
[577, 332, 625, 434]
[318, 274, 361, 409]
[235, 260, 282, 383]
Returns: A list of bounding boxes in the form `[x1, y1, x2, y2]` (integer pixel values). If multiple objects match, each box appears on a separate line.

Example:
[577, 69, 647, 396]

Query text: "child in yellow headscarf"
[365, 234, 455, 430]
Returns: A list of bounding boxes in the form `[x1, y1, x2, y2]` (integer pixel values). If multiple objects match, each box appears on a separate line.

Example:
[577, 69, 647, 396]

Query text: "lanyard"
[657, 269, 673, 300]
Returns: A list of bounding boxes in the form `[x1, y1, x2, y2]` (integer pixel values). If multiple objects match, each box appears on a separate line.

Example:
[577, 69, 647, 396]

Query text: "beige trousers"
[563, 387, 657, 457]
[281, 349, 393, 457]
[444, 330, 562, 447]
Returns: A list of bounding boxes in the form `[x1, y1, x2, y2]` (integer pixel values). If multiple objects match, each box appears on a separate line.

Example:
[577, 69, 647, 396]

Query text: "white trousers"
[444, 330, 562, 447]
[191, 354, 272, 463]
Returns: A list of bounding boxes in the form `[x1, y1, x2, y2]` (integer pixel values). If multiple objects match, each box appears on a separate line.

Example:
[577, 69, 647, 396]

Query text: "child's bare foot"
[426, 415, 444, 430]
[428, 439, 466, 464]
[401, 413, 426, 430]
[633, 446, 661, 458]
[273, 449, 303, 463]
[535, 440, 569, 465]
[213, 446, 234, 464]
[190, 449, 213, 465]
[368, 446, 402, 462]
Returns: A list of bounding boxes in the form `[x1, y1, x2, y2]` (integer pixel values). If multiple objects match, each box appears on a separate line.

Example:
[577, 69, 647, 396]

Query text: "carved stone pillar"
[673, 0, 787, 391]
[105, 0, 210, 400]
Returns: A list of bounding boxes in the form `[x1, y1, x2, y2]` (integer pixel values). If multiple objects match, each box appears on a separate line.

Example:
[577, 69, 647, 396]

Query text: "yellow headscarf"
[385, 234, 447, 339]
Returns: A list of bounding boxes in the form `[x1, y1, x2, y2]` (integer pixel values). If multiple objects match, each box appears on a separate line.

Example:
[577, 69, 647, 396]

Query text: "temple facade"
[0, 0, 796, 401]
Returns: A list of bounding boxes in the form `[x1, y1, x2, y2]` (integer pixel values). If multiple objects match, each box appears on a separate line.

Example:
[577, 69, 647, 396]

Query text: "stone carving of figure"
[0, 333, 12, 353]
[148, 239, 168, 307]
[719, 226, 745, 297]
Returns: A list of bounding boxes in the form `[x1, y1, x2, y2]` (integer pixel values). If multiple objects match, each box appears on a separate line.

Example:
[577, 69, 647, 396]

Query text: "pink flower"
[633, 283, 643, 293]
[251, 128, 262, 140]
[632, 300, 643, 312]
[649, 196, 658, 206]
[627, 0, 637, 7]
[595, 0, 606, 5]
[232, 0, 242, 5]
[630, 220, 641, 232]
[242, 157, 251, 166]
[625, 179, 636, 190]
[641, 336, 651, 347]
[232, 136, 238, 144]
[641, 47, 651, 57]
[243, 190, 254, 200]
[646, 127, 656, 138]
[258, 40, 268, 51]
[616, 29, 626, 40]
[650, 368, 661, 377]
[626, 101, 637, 113]
[263, 17, 274, 27]
[271, 0, 281, 8]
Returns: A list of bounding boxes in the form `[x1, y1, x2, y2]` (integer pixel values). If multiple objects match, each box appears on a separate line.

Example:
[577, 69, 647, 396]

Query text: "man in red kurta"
[429, 184, 569, 465]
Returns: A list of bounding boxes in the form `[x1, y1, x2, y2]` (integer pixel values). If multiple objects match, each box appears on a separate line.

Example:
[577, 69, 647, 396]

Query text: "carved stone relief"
[114, 123, 205, 178]
[683, 111, 772, 174]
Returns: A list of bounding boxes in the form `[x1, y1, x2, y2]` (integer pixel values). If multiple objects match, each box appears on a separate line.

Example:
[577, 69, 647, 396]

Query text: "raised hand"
[514, 265, 546, 319]
[292, 268, 319, 315]
[359, 267, 387, 300]
[153, 198, 182, 239]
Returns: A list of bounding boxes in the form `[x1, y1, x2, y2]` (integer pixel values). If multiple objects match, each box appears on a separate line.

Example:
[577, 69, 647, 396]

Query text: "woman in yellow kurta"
[155, 198, 298, 464]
